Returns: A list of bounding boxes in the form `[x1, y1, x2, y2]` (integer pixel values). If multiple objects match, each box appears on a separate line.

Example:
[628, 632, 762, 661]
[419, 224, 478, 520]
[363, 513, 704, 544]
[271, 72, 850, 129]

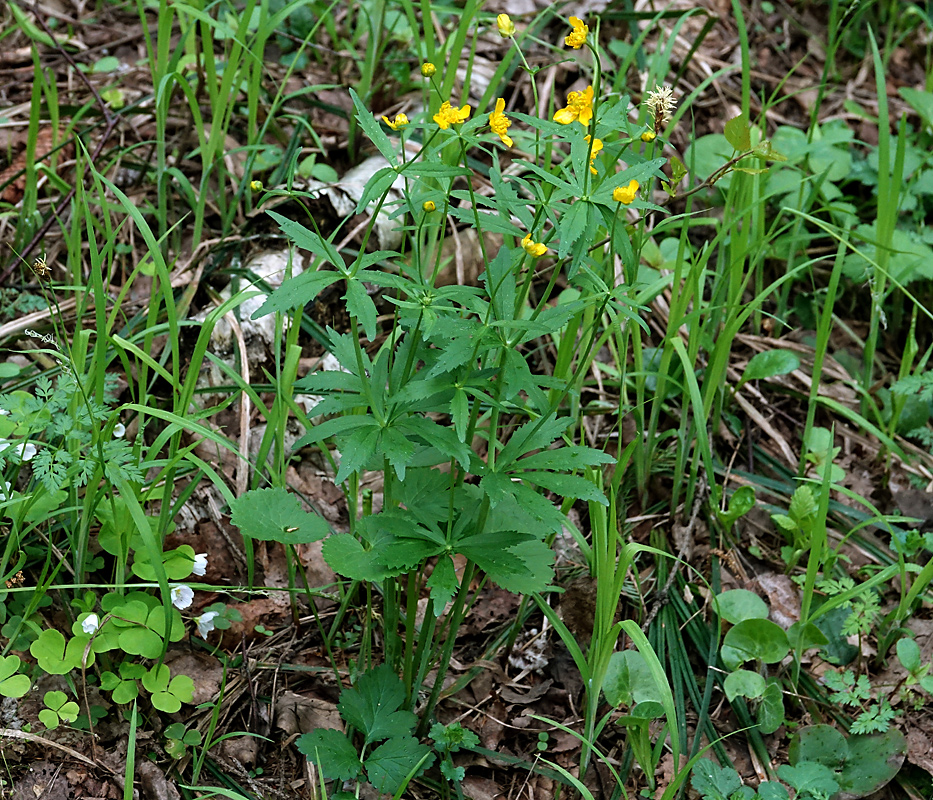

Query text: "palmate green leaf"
[356, 166, 398, 212]
[323, 533, 397, 581]
[519, 470, 608, 506]
[457, 532, 554, 594]
[776, 762, 839, 798]
[296, 728, 362, 781]
[364, 736, 434, 794]
[267, 211, 343, 269]
[251, 270, 342, 319]
[381, 426, 415, 480]
[229, 487, 330, 544]
[496, 415, 573, 470]
[335, 423, 382, 483]
[447, 206, 523, 237]
[518, 159, 580, 197]
[557, 200, 593, 258]
[480, 472, 515, 508]
[515, 445, 615, 472]
[691, 758, 745, 800]
[338, 664, 416, 745]
[345, 279, 378, 341]
[427, 557, 458, 609]
[293, 415, 375, 450]
[396, 417, 471, 468]
[349, 87, 397, 163]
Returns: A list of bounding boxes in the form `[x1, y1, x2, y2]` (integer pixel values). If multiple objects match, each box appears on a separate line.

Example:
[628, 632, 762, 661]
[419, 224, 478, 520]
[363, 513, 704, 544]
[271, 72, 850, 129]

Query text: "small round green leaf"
[721, 619, 790, 670]
[714, 590, 769, 624]
[741, 349, 801, 384]
[724, 669, 767, 702]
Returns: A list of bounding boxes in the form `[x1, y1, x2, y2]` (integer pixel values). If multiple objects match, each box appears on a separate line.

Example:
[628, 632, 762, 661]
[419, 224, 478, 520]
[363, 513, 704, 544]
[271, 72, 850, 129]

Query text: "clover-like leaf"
[230, 487, 330, 544]
[0, 655, 30, 698]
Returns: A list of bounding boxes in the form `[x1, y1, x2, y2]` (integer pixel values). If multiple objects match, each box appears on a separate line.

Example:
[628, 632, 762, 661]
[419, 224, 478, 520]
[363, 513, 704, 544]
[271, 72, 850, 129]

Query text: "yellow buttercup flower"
[641, 130, 656, 142]
[382, 113, 409, 131]
[434, 101, 472, 129]
[421, 62, 436, 77]
[497, 13, 516, 37]
[522, 233, 548, 258]
[584, 134, 603, 175]
[553, 85, 593, 127]
[613, 179, 639, 204]
[490, 98, 513, 147]
[423, 200, 436, 212]
[565, 16, 588, 49]
[250, 180, 263, 191]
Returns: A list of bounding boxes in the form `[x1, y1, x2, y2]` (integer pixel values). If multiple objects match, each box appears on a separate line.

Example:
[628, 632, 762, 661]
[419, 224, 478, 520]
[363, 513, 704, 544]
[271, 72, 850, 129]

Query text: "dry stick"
[2, 6, 121, 281]
[643, 476, 708, 630]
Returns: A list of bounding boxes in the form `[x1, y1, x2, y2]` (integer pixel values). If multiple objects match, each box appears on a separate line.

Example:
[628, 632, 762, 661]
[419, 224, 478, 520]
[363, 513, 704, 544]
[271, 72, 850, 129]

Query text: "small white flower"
[113, 423, 126, 438]
[196, 611, 219, 638]
[82, 613, 100, 634]
[170, 584, 194, 610]
[0, 408, 9, 416]
[0, 481, 12, 499]
[18, 443, 36, 461]
[192, 553, 208, 577]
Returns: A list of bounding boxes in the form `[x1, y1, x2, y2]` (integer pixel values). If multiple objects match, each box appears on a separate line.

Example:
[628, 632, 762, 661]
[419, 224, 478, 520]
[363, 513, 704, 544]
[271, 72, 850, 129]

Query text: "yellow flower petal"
[612, 179, 640, 205]
[382, 113, 409, 131]
[490, 97, 513, 147]
[522, 233, 548, 258]
[497, 13, 516, 37]
[565, 16, 588, 49]
[434, 101, 472, 129]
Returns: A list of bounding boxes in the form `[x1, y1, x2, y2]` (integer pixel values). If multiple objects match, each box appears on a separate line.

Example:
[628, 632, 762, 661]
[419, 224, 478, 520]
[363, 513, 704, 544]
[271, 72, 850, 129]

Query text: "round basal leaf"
[789, 724, 848, 769]
[714, 589, 769, 624]
[604, 650, 666, 707]
[838, 729, 907, 798]
[724, 669, 767, 702]
[229, 487, 330, 544]
[757, 678, 785, 735]
[719, 485, 756, 526]
[787, 621, 829, 652]
[741, 349, 801, 384]
[896, 637, 922, 674]
[721, 618, 790, 671]
[630, 700, 665, 720]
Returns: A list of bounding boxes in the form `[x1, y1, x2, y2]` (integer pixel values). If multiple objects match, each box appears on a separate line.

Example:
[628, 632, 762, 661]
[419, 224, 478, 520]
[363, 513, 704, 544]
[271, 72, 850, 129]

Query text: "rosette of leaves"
[296, 665, 434, 794]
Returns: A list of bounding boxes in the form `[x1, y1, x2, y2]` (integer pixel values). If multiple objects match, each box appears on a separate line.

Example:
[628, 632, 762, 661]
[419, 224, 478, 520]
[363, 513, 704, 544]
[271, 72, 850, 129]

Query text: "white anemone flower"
[196, 611, 219, 638]
[113, 423, 126, 438]
[170, 584, 194, 610]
